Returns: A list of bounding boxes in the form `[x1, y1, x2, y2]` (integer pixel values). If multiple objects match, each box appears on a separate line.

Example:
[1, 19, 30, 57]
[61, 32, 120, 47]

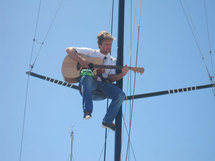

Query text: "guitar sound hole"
[77, 62, 81, 70]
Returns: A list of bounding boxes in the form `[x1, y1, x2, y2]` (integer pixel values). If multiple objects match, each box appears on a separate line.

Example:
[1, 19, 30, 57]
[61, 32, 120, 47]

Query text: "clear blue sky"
[1, 0, 215, 161]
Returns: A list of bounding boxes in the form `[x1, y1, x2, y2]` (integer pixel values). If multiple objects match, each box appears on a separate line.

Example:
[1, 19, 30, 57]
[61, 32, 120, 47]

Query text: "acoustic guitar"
[61, 53, 144, 83]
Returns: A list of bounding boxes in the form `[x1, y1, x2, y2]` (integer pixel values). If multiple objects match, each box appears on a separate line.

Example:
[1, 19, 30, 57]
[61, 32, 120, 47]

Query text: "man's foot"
[83, 112, 92, 120]
[102, 122, 116, 131]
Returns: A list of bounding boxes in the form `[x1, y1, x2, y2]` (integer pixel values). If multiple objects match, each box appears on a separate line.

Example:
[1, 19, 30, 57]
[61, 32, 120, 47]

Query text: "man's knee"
[118, 91, 126, 100]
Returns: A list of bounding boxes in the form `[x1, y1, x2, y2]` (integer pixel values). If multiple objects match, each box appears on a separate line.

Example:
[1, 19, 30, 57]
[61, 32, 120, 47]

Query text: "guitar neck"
[93, 64, 144, 74]
[94, 64, 125, 70]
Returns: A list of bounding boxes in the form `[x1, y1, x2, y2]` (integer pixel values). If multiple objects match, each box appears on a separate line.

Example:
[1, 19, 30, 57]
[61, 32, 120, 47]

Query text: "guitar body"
[62, 54, 103, 83]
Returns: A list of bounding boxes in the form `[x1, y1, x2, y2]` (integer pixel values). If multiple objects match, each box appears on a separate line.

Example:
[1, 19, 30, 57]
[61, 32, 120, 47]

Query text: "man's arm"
[65, 47, 89, 68]
[108, 65, 129, 82]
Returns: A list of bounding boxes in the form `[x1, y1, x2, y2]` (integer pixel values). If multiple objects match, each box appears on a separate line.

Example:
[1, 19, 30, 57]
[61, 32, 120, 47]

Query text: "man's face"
[99, 39, 112, 55]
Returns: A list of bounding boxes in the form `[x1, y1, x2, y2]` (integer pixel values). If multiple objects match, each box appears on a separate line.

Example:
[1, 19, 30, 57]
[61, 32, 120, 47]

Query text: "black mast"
[115, 0, 125, 160]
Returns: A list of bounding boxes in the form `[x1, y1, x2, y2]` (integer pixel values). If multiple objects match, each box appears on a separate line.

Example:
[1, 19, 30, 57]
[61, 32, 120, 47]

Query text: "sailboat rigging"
[21, 0, 215, 161]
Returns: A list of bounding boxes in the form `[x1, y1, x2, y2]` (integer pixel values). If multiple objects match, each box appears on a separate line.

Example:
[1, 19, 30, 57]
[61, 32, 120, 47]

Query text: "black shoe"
[83, 113, 92, 120]
[102, 122, 116, 131]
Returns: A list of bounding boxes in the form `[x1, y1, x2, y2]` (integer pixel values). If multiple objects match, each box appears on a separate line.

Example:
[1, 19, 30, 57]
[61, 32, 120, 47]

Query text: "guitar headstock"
[130, 67, 144, 74]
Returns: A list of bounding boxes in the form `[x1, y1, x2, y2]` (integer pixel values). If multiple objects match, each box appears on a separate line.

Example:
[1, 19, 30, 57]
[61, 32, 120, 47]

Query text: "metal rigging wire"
[203, 0, 215, 94]
[19, 1, 42, 161]
[179, 0, 215, 97]
[31, 0, 64, 70]
[28, 0, 42, 71]
[102, 1, 115, 161]
[20, 1, 64, 161]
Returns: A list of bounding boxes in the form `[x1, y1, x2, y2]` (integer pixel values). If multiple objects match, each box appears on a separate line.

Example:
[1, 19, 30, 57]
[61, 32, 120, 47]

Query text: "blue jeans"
[79, 75, 125, 124]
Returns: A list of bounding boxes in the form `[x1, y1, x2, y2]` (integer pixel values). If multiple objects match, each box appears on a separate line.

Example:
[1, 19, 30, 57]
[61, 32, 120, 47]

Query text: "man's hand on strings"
[121, 65, 129, 76]
[96, 68, 105, 75]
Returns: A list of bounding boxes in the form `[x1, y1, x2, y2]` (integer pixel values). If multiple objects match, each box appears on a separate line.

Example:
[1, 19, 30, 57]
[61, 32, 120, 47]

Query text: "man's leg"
[98, 83, 125, 124]
[79, 76, 97, 115]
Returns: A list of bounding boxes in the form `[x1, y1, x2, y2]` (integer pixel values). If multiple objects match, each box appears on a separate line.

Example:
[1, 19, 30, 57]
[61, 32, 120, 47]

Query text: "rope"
[122, 114, 137, 161]
[120, 0, 137, 160]
[125, 0, 142, 160]
[179, 0, 215, 97]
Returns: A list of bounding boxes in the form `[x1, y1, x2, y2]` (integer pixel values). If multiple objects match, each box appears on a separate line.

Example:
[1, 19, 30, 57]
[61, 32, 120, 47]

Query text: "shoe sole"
[102, 124, 115, 131]
[83, 116, 92, 120]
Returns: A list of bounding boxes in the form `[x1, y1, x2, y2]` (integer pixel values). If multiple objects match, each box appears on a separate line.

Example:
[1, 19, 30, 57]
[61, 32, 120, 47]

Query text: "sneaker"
[83, 112, 92, 120]
[102, 122, 116, 131]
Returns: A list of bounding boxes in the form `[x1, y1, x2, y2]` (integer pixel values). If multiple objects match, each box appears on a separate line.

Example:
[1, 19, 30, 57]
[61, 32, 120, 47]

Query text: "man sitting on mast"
[66, 31, 128, 131]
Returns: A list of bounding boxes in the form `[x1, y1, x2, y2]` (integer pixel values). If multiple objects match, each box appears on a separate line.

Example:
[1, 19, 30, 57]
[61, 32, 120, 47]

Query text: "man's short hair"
[97, 31, 115, 46]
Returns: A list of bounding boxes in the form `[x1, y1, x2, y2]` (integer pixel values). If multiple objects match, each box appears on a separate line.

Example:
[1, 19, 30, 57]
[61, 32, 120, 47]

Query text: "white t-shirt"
[74, 47, 117, 80]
